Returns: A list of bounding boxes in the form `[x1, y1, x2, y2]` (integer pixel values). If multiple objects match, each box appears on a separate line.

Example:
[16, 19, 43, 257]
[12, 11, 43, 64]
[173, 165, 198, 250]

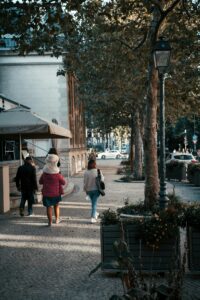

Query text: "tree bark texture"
[144, 61, 159, 208]
[144, 4, 162, 208]
[130, 113, 135, 173]
[134, 109, 143, 180]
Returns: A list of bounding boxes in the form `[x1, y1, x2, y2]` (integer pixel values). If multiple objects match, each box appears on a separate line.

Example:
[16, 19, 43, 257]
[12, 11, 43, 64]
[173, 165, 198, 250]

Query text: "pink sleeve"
[59, 174, 66, 185]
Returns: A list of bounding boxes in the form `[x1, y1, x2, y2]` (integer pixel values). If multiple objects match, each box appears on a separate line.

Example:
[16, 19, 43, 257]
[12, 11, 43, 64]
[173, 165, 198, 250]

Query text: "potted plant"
[100, 196, 183, 273]
[182, 203, 200, 272]
[187, 163, 200, 185]
[166, 160, 187, 181]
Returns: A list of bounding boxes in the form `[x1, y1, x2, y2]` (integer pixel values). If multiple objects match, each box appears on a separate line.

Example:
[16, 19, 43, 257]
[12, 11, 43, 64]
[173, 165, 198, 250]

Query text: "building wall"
[0, 52, 87, 175]
[68, 73, 87, 174]
[0, 53, 69, 153]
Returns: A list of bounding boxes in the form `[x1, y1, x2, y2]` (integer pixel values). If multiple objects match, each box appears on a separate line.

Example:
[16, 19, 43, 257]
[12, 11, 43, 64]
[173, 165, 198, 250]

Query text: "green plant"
[120, 160, 130, 166]
[117, 200, 150, 216]
[117, 162, 145, 181]
[101, 194, 184, 249]
[187, 163, 200, 181]
[100, 209, 119, 225]
[182, 203, 200, 229]
[136, 209, 180, 249]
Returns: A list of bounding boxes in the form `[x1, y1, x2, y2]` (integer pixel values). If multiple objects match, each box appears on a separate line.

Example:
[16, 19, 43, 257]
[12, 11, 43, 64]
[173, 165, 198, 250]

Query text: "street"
[0, 159, 200, 299]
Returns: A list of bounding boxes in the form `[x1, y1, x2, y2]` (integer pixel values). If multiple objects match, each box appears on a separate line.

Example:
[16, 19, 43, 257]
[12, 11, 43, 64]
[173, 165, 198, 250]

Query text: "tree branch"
[150, 0, 164, 14]
[154, 0, 182, 39]
[96, 30, 148, 52]
[164, 0, 182, 17]
[133, 30, 148, 51]
[182, 0, 191, 18]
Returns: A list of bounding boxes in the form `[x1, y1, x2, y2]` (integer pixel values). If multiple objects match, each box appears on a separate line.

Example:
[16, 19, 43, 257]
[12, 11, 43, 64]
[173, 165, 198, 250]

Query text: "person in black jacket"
[15, 156, 38, 216]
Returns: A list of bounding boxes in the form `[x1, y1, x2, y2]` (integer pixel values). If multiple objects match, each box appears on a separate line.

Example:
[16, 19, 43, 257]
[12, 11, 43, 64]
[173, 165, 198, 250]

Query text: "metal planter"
[187, 226, 200, 272]
[101, 222, 180, 273]
[166, 164, 187, 181]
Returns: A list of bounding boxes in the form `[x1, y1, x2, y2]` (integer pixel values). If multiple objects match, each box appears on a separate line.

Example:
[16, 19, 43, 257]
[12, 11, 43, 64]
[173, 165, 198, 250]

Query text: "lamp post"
[184, 129, 188, 152]
[153, 37, 171, 209]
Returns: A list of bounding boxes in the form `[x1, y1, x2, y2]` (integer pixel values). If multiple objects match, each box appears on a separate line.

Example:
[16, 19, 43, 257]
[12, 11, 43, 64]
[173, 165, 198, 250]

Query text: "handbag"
[96, 169, 105, 196]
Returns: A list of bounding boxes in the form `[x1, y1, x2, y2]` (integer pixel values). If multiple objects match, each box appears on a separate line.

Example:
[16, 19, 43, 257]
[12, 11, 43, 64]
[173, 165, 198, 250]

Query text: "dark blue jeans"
[19, 191, 34, 214]
[87, 190, 100, 218]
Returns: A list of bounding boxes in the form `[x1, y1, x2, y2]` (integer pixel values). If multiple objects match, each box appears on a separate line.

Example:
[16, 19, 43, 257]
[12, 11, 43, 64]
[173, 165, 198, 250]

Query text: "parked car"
[96, 150, 123, 159]
[166, 152, 197, 164]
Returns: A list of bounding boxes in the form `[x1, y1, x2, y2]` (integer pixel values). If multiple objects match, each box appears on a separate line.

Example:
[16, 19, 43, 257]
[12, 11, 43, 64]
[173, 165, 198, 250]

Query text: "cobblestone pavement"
[0, 160, 200, 300]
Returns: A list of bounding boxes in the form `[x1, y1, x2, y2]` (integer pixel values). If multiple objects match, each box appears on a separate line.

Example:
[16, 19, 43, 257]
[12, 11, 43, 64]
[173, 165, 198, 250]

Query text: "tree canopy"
[0, 0, 199, 205]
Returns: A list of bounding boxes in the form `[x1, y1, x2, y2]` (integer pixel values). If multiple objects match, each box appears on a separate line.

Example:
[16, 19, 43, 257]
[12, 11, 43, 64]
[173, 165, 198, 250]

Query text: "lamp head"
[153, 37, 171, 74]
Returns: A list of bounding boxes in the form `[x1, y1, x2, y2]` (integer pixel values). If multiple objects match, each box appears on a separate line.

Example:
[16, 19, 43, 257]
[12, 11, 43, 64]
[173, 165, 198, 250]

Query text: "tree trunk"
[134, 109, 143, 180]
[143, 5, 162, 208]
[144, 63, 159, 208]
[129, 113, 135, 173]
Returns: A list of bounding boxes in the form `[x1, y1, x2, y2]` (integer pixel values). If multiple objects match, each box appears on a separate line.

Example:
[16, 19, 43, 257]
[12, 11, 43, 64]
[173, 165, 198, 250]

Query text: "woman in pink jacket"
[39, 154, 66, 226]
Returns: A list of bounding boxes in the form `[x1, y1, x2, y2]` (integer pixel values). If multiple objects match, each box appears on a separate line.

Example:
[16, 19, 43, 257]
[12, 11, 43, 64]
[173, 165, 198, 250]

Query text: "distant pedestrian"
[88, 150, 96, 160]
[15, 156, 38, 217]
[47, 147, 61, 167]
[39, 154, 66, 226]
[83, 159, 104, 223]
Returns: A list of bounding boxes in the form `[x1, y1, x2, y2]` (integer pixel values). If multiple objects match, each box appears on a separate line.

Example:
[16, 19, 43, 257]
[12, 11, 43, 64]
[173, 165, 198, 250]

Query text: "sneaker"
[95, 212, 99, 219]
[19, 208, 24, 217]
[55, 218, 62, 224]
[91, 218, 97, 224]
[27, 213, 34, 217]
[48, 222, 52, 227]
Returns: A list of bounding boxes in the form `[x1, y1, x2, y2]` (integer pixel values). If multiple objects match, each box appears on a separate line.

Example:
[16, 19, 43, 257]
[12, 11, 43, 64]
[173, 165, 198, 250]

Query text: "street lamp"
[153, 37, 171, 209]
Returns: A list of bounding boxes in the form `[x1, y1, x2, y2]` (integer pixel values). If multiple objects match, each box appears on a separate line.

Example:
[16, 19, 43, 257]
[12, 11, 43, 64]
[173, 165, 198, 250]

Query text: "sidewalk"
[0, 162, 200, 300]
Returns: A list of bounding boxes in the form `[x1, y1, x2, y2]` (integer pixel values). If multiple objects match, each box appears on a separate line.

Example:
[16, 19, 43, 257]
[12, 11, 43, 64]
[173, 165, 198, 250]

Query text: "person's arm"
[59, 174, 66, 186]
[83, 172, 88, 192]
[32, 167, 38, 191]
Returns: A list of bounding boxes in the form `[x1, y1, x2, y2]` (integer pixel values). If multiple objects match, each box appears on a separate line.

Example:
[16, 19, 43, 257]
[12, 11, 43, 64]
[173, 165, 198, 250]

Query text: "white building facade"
[0, 47, 87, 175]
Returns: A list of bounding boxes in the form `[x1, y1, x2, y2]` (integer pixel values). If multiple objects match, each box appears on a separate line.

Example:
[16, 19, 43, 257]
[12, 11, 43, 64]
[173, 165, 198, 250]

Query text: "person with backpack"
[83, 159, 104, 224]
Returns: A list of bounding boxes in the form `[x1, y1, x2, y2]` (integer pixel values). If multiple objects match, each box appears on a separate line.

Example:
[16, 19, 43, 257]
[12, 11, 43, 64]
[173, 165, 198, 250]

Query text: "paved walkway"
[0, 161, 200, 300]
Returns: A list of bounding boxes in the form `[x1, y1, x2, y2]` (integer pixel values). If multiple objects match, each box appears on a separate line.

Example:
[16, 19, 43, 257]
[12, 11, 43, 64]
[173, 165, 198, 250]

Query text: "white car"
[97, 150, 123, 159]
[166, 152, 197, 164]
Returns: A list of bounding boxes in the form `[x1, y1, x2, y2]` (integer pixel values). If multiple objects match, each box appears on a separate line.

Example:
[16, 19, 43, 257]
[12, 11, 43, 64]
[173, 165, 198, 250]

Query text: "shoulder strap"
[97, 169, 101, 177]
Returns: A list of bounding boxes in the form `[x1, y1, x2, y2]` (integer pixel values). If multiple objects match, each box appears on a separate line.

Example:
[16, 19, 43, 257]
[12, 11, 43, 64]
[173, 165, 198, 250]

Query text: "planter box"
[193, 171, 200, 186]
[166, 164, 187, 181]
[187, 227, 200, 272]
[101, 222, 180, 273]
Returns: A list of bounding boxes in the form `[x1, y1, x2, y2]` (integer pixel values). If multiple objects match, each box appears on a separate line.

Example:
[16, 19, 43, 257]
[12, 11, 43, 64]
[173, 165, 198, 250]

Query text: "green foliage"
[166, 116, 200, 152]
[117, 201, 150, 216]
[0, 0, 199, 207]
[187, 162, 200, 174]
[101, 194, 185, 249]
[100, 208, 119, 225]
[137, 210, 180, 249]
[182, 203, 200, 229]
[187, 163, 200, 182]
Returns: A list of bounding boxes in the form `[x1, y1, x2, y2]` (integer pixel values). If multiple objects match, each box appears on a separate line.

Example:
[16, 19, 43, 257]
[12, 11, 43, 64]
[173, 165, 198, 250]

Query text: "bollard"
[0, 164, 10, 213]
